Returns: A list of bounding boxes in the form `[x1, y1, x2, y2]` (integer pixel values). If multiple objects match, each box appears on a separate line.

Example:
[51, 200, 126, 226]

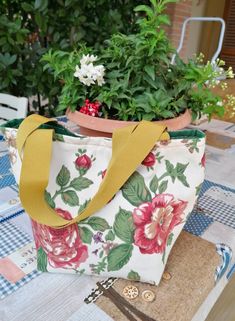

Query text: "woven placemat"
[95, 231, 220, 321]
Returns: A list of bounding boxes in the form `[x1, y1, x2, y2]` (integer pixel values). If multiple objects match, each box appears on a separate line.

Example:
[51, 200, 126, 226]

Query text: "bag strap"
[17, 115, 169, 228]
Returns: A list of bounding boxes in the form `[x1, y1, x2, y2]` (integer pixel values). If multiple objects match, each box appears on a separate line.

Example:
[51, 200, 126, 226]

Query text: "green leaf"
[37, 247, 47, 272]
[113, 208, 135, 243]
[56, 165, 70, 187]
[105, 230, 115, 241]
[167, 232, 174, 246]
[158, 180, 168, 194]
[150, 175, 158, 194]
[70, 177, 93, 191]
[127, 270, 140, 281]
[21, 2, 33, 11]
[122, 172, 152, 206]
[79, 199, 91, 213]
[165, 160, 174, 175]
[107, 244, 133, 271]
[144, 65, 155, 81]
[62, 190, 79, 206]
[87, 217, 110, 231]
[78, 226, 93, 244]
[177, 174, 190, 187]
[44, 190, 55, 209]
[175, 162, 189, 175]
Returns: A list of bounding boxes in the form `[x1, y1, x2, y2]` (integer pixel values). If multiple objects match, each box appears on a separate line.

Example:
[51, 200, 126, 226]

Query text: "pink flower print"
[75, 154, 92, 174]
[32, 208, 88, 269]
[201, 153, 206, 167]
[133, 194, 187, 254]
[141, 152, 155, 167]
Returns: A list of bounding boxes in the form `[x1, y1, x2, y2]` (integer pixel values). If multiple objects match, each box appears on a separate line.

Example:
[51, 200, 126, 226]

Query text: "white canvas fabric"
[3, 126, 205, 285]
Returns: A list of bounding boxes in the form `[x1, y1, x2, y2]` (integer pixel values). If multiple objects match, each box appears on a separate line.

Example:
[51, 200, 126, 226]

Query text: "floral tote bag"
[0, 115, 205, 285]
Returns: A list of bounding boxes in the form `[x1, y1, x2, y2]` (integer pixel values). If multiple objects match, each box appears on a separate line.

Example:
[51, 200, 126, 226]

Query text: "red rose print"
[133, 194, 187, 254]
[201, 153, 206, 167]
[75, 154, 92, 174]
[32, 209, 88, 269]
[141, 152, 155, 167]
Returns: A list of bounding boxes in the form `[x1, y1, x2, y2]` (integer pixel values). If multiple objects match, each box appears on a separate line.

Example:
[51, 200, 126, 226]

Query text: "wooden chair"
[0, 93, 28, 123]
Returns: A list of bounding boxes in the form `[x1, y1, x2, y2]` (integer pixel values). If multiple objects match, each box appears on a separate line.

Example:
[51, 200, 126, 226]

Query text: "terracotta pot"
[66, 109, 192, 137]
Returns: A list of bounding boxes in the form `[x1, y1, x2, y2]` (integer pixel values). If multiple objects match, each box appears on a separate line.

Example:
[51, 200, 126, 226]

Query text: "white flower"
[216, 101, 223, 106]
[74, 54, 105, 87]
[80, 54, 97, 65]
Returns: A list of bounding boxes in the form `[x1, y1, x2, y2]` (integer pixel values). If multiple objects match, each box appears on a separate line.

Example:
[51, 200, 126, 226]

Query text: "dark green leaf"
[177, 174, 190, 187]
[70, 177, 93, 191]
[87, 217, 110, 231]
[144, 65, 155, 81]
[175, 162, 189, 175]
[78, 226, 93, 244]
[158, 180, 168, 194]
[150, 175, 158, 194]
[37, 247, 47, 272]
[122, 172, 152, 206]
[127, 270, 140, 281]
[107, 244, 133, 271]
[44, 190, 55, 208]
[113, 208, 135, 243]
[105, 230, 115, 241]
[62, 190, 79, 206]
[56, 165, 70, 187]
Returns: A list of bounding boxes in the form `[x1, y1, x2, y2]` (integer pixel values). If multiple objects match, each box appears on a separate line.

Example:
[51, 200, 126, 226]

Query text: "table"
[0, 117, 235, 321]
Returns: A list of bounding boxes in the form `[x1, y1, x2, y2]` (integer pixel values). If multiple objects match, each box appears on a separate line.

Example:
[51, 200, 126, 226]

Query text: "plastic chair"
[171, 17, 226, 65]
[0, 93, 28, 123]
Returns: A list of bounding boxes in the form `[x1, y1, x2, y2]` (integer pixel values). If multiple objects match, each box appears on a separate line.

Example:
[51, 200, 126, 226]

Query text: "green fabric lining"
[0, 118, 205, 140]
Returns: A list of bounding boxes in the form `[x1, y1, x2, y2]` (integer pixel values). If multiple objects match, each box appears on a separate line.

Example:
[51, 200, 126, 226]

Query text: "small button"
[122, 285, 139, 300]
[162, 271, 172, 280]
[141, 290, 155, 302]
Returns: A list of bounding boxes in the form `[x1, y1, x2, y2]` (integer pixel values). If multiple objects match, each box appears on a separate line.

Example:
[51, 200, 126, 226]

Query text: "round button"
[162, 271, 172, 281]
[141, 290, 155, 302]
[122, 285, 139, 300]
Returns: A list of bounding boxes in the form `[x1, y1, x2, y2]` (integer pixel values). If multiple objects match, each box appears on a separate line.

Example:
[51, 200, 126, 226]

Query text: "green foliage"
[42, 0, 227, 120]
[0, 0, 148, 115]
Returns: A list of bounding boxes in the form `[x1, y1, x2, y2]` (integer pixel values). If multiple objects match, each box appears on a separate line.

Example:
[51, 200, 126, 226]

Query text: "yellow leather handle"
[17, 115, 169, 228]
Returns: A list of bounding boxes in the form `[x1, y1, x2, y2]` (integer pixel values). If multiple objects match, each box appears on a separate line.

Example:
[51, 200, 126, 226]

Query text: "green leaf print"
[61, 190, 79, 206]
[165, 161, 189, 187]
[78, 226, 93, 244]
[44, 190, 55, 209]
[56, 165, 70, 187]
[70, 177, 93, 191]
[122, 172, 152, 206]
[105, 230, 115, 241]
[107, 244, 133, 271]
[158, 180, 168, 194]
[37, 247, 48, 272]
[127, 270, 140, 281]
[87, 217, 110, 231]
[150, 175, 158, 194]
[167, 233, 174, 246]
[113, 208, 135, 243]
[195, 183, 202, 196]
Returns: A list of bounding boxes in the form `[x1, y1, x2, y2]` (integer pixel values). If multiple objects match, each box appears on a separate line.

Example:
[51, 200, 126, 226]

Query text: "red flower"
[75, 154, 92, 174]
[80, 99, 101, 117]
[32, 209, 88, 269]
[141, 152, 155, 167]
[133, 194, 187, 254]
[101, 169, 107, 179]
[201, 153, 206, 167]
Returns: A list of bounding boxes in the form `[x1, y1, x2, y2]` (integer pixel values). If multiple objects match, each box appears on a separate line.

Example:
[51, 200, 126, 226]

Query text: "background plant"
[42, 0, 234, 121]
[0, 0, 148, 115]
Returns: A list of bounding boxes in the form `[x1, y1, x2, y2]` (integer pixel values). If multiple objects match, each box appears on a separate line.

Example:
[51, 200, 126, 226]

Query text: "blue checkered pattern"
[198, 180, 235, 229]
[0, 154, 16, 189]
[0, 220, 41, 299]
[184, 212, 213, 236]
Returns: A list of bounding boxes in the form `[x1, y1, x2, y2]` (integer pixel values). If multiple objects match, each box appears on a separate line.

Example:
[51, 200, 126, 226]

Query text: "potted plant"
[42, 0, 235, 136]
